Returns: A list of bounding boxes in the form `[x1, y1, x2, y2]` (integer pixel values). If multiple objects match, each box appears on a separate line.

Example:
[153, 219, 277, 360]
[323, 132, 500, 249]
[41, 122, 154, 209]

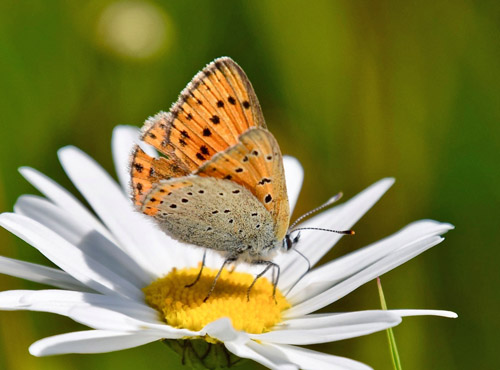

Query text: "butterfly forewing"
[197, 128, 290, 240]
[141, 57, 266, 172]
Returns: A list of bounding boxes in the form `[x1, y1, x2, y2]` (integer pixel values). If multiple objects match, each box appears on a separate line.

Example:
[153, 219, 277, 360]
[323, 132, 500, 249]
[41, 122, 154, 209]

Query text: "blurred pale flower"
[96, 1, 173, 60]
[0, 126, 456, 369]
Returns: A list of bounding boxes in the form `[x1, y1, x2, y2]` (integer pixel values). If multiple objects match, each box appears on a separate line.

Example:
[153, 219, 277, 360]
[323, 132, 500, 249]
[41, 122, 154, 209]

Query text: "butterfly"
[130, 57, 350, 301]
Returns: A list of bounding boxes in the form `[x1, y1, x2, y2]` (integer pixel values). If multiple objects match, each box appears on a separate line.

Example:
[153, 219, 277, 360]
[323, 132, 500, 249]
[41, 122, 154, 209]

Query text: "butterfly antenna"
[285, 249, 311, 296]
[289, 192, 343, 230]
[291, 227, 355, 235]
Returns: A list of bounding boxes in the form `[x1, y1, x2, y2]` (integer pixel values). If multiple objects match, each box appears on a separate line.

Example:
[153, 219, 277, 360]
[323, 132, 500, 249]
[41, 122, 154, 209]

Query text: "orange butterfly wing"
[140, 57, 266, 171]
[197, 128, 290, 240]
[130, 146, 189, 206]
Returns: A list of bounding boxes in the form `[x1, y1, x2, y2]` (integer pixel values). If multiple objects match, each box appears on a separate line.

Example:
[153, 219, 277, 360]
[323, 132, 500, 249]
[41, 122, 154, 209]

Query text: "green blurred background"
[0, 1, 498, 369]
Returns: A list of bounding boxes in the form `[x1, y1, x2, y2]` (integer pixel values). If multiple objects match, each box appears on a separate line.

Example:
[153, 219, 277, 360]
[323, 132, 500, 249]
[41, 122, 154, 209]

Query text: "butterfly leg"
[228, 261, 237, 274]
[185, 250, 207, 288]
[203, 256, 238, 302]
[247, 260, 280, 303]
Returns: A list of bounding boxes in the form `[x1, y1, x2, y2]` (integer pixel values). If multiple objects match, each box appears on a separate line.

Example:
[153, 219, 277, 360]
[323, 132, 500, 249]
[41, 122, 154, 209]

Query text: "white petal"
[29, 330, 161, 356]
[67, 305, 198, 338]
[251, 310, 401, 344]
[58, 146, 191, 276]
[0, 213, 144, 300]
[19, 167, 114, 241]
[202, 318, 249, 345]
[225, 341, 297, 370]
[389, 309, 458, 319]
[287, 220, 453, 306]
[276, 178, 395, 291]
[263, 343, 373, 370]
[0, 255, 89, 291]
[15, 195, 151, 287]
[283, 156, 303, 214]
[0, 290, 157, 322]
[285, 234, 447, 318]
[0, 289, 198, 340]
[111, 125, 157, 192]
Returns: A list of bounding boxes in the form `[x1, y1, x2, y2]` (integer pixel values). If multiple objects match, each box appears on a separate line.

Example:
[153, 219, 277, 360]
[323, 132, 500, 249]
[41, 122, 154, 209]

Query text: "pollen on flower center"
[143, 266, 290, 334]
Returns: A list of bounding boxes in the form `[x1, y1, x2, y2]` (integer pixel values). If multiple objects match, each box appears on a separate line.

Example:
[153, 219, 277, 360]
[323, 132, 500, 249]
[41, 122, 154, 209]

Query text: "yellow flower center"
[143, 266, 290, 334]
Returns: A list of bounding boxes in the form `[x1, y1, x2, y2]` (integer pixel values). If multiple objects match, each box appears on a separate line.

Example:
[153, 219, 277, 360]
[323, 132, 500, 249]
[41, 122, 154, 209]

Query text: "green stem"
[377, 277, 403, 370]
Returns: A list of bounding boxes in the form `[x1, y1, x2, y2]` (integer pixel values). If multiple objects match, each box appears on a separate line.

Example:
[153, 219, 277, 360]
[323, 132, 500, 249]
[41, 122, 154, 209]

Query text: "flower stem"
[377, 277, 402, 370]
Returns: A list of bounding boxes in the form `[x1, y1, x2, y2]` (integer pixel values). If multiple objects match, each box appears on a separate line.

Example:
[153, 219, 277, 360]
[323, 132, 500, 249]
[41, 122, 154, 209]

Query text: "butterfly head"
[283, 231, 300, 251]
[281, 193, 355, 253]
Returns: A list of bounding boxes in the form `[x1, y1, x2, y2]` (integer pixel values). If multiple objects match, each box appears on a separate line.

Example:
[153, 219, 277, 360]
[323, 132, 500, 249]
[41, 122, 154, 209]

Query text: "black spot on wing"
[200, 145, 209, 155]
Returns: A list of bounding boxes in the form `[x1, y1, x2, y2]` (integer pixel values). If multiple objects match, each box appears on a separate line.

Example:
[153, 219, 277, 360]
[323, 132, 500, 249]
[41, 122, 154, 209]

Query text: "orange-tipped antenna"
[291, 227, 355, 235]
[289, 192, 343, 231]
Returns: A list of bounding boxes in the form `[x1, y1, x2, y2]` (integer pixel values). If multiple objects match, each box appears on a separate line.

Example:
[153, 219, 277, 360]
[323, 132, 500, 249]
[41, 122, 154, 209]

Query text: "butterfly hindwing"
[130, 145, 189, 206]
[140, 176, 277, 256]
[141, 57, 266, 172]
[196, 127, 290, 240]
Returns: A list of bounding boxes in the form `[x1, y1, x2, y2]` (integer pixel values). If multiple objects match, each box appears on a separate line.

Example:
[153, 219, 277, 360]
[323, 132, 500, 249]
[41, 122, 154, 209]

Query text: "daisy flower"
[0, 125, 456, 370]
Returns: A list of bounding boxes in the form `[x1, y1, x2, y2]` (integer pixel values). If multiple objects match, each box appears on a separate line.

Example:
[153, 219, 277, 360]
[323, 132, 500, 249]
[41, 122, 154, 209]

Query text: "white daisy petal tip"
[112, 124, 157, 157]
[28, 330, 162, 357]
[283, 155, 304, 213]
[366, 177, 395, 195]
[391, 309, 458, 319]
[57, 145, 83, 163]
[18, 166, 35, 178]
[112, 124, 138, 137]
